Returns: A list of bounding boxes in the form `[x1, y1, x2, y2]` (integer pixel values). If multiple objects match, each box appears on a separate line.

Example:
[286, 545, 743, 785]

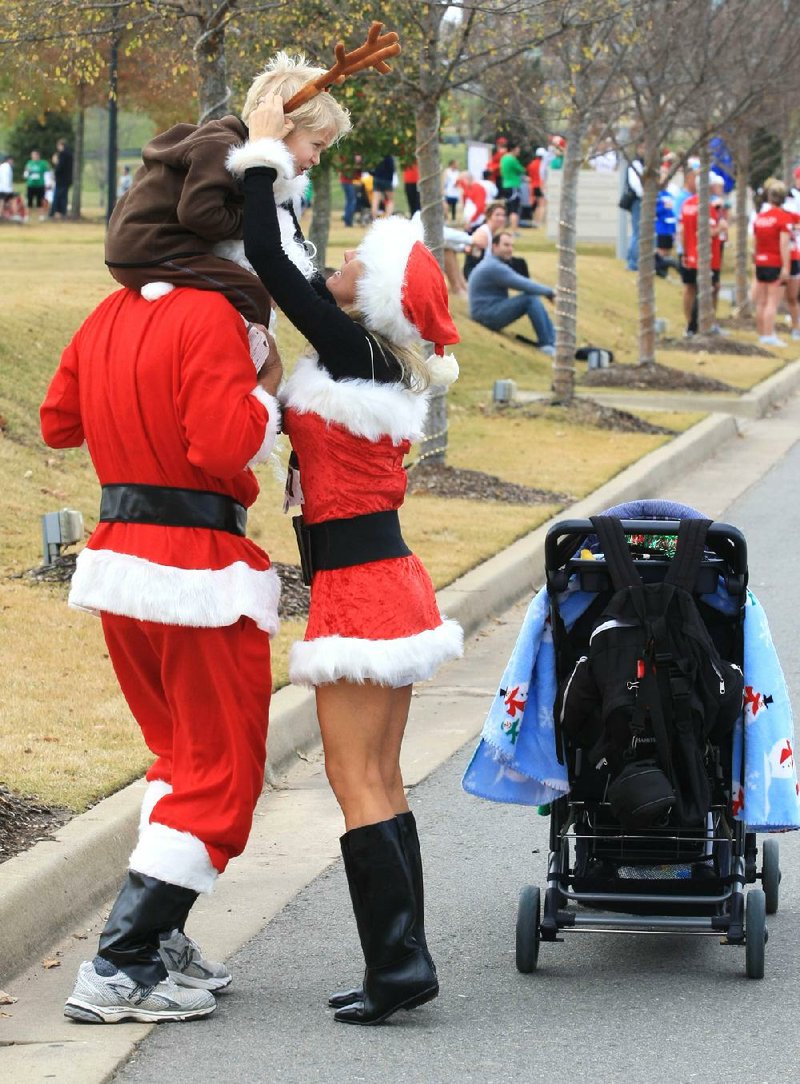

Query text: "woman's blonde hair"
[345, 310, 430, 393]
[242, 52, 352, 142]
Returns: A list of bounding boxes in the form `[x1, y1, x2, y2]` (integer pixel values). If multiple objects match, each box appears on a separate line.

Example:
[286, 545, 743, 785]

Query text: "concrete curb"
[0, 370, 791, 985]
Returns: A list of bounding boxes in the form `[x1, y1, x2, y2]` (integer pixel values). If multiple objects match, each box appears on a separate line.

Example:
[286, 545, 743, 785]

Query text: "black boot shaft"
[335, 818, 437, 1024]
[98, 871, 198, 987]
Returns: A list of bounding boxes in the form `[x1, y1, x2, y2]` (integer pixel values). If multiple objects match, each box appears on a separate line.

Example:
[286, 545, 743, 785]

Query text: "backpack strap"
[590, 516, 642, 591]
[664, 518, 712, 592]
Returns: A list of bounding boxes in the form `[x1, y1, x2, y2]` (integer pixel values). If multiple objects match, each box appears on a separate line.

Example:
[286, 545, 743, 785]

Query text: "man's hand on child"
[249, 95, 294, 142]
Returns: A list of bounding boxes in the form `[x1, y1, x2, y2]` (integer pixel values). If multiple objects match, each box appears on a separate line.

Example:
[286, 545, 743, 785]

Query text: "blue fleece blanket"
[462, 581, 800, 832]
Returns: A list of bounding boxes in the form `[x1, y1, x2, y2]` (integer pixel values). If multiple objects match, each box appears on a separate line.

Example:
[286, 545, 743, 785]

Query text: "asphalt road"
[115, 444, 800, 1082]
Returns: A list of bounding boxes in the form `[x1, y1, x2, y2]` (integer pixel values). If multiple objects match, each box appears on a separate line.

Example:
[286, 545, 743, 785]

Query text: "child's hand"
[248, 94, 294, 142]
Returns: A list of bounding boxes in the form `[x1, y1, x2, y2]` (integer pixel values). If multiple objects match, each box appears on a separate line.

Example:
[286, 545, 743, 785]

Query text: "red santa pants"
[101, 613, 272, 876]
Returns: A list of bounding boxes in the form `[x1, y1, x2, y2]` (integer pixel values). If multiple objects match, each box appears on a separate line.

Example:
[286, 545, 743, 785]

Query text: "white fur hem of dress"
[280, 354, 429, 443]
[68, 550, 280, 636]
[130, 822, 218, 894]
[289, 618, 464, 687]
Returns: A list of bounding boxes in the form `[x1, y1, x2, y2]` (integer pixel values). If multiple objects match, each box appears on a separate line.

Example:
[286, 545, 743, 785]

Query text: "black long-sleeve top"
[242, 167, 403, 384]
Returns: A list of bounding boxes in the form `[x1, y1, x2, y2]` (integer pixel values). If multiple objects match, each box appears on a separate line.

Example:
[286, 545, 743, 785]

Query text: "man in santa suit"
[41, 283, 282, 1024]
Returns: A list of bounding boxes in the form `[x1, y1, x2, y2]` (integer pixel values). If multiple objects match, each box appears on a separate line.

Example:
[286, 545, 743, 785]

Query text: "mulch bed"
[659, 336, 774, 357]
[406, 461, 571, 504]
[0, 785, 72, 865]
[511, 396, 676, 435]
[580, 360, 735, 393]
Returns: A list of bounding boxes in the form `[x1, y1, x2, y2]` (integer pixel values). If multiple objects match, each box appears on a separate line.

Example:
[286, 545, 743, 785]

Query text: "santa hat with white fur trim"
[355, 216, 460, 386]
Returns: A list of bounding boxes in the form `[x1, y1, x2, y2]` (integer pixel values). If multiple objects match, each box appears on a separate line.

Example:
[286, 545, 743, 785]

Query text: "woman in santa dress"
[236, 94, 463, 1026]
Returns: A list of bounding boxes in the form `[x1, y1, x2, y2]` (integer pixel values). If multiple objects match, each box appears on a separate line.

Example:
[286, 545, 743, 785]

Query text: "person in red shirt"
[752, 180, 794, 346]
[402, 160, 420, 216]
[678, 182, 724, 336]
[458, 171, 487, 228]
[486, 136, 508, 187]
[526, 148, 546, 227]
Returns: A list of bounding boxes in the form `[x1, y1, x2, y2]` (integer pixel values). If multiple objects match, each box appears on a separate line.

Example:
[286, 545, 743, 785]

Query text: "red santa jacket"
[40, 286, 281, 633]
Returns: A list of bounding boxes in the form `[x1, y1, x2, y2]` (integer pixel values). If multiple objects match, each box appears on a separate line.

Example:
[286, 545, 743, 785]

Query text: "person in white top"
[625, 151, 644, 271]
[442, 160, 461, 222]
[0, 155, 15, 203]
[589, 138, 618, 172]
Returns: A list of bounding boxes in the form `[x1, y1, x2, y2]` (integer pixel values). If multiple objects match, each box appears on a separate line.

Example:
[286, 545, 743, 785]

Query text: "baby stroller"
[516, 502, 782, 980]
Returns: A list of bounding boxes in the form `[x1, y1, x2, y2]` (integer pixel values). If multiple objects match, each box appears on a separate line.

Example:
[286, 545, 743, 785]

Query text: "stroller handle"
[544, 518, 748, 580]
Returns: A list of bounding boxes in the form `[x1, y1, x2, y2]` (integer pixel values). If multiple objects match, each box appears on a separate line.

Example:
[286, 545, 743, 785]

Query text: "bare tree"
[548, 0, 630, 403]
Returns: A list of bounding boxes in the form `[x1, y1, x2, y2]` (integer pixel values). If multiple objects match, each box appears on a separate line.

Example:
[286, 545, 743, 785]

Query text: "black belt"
[293, 510, 411, 585]
[100, 484, 247, 536]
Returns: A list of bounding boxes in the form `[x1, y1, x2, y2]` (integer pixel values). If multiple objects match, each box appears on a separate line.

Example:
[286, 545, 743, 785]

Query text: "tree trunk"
[551, 120, 584, 402]
[734, 133, 752, 317]
[636, 140, 659, 366]
[196, 15, 229, 124]
[696, 141, 714, 335]
[71, 104, 85, 220]
[415, 6, 447, 465]
[308, 164, 331, 269]
[416, 95, 445, 267]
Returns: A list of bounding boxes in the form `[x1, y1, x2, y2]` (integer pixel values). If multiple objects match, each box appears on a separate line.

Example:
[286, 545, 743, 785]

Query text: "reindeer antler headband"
[283, 21, 401, 113]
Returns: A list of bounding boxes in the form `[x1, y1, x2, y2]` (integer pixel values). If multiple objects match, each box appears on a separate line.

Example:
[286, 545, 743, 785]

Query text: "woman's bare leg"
[379, 686, 413, 815]
[316, 681, 397, 829]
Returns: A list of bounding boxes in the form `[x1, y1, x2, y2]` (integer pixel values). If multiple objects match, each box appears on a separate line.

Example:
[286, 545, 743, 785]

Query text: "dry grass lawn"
[0, 215, 784, 809]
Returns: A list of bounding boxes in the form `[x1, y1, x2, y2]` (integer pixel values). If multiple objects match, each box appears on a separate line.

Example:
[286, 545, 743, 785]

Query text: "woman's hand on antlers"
[248, 94, 295, 142]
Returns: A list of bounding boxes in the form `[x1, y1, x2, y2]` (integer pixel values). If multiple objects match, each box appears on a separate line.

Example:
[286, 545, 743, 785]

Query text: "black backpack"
[554, 517, 744, 829]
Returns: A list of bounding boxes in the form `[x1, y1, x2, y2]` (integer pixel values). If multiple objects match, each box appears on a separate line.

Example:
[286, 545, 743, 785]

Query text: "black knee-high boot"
[98, 870, 198, 987]
[329, 810, 436, 1009]
[333, 818, 438, 1025]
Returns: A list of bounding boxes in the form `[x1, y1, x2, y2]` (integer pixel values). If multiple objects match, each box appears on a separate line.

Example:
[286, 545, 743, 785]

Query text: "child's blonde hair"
[242, 52, 352, 143]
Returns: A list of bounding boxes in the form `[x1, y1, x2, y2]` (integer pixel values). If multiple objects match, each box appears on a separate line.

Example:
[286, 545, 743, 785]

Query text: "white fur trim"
[226, 137, 295, 181]
[356, 217, 423, 347]
[138, 780, 173, 836]
[276, 204, 316, 279]
[427, 352, 459, 386]
[212, 239, 256, 274]
[130, 821, 218, 894]
[213, 203, 315, 281]
[141, 282, 175, 302]
[68, 550, 281, 636]
[279, 354, 429, 443]
[289, 618, 464, 688]
[248, 386, 281, 465]
[273, 172, 310, 207]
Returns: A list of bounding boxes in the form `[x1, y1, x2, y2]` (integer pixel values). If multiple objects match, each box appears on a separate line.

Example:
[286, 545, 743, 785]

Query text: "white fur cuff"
[248, 386, 281, 465]
[138, 780, 173, 836]
[141, 282, 175, 302]
[227, 138, 295, 180]
[130, 822, 218, 894]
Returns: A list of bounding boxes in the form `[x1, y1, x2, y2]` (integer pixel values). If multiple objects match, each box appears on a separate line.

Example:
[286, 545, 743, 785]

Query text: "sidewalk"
[2, 365, 799, 1082]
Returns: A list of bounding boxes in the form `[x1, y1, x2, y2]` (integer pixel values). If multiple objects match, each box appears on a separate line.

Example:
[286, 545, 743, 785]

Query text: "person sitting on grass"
[467, 229, 556, 356]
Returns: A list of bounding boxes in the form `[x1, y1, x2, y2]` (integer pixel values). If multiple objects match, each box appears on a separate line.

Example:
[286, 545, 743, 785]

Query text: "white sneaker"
[759, 335, 786, 347]
[159, 928, 232, 991]
[64, 958, 216, 1023]
[791, 328, 800, 341]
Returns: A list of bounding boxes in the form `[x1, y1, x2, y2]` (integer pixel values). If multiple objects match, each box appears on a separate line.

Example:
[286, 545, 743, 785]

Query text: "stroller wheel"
[761, 838, 781, 915]
[516, 885, 541, 974]
[745, 889, 767, 979]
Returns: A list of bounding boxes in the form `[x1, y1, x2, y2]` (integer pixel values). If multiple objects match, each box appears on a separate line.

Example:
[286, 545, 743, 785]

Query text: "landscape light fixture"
[41, 508, 84, 566]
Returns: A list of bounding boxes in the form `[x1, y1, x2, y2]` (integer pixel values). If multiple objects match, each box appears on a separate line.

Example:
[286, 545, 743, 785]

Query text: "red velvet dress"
[242, 165, 463, 687]
[281, 356, 463, 687]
